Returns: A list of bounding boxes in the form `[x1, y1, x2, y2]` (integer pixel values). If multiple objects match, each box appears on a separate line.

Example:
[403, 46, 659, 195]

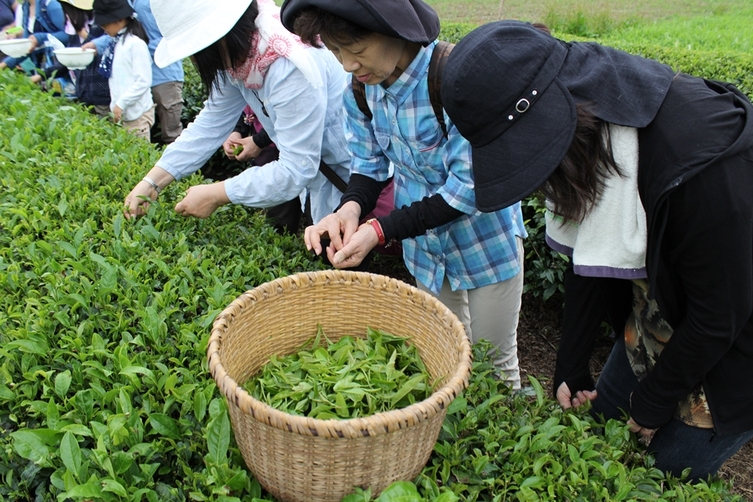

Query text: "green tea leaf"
[205, 410, 230, 465]
[11, 430, 52, 463]
[60, 432, 82, 479]
[148, 414, 181, 440]
[55, 370, 72, 399]
[101, 478, 128, 497]
[376, 481, 423, 502]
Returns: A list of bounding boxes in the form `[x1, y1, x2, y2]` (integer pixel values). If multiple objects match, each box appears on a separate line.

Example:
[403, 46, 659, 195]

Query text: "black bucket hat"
[280, 0, 440, 45]
[93, 0, 134, 27]
[441, 21, 675, 212]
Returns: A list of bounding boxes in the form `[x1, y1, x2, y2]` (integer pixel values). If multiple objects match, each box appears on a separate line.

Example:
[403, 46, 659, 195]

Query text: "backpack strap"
[351, 76, 373, 120]
[350, 40, 455, 136]
[428, 40, 454, 138]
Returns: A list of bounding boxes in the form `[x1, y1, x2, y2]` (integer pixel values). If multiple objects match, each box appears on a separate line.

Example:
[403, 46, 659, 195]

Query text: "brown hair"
[292, 7, 372, 47]
[538, 104, 621, 224]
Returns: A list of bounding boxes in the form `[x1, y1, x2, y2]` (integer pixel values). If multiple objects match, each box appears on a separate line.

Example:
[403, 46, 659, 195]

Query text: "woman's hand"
[556, 381, 598, 410]
[328, 221, 379, 268]
[627, 417, 657, 444]
[174, 182, 230, 218]
[304, 202, 361, 256]
[222, 135, 262, 163]
[124, 180, 158, 218]
[112, 105, 123, 123]
[222, 132, 243, 159]
[123, 168, 174, 219]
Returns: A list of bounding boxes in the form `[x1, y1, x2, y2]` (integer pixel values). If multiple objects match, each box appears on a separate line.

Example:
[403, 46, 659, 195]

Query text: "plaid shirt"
[344, 42, 527, 294]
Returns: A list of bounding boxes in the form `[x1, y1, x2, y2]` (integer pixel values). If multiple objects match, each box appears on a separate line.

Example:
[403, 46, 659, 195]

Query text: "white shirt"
[109, 33, 153, 122]
[156, 47, 351, 224]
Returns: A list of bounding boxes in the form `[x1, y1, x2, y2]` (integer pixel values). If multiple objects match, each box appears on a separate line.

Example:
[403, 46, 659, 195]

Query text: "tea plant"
[2, 13, 751, 497]
[0, 70, 321, 501]
[340, 342, 740, 501]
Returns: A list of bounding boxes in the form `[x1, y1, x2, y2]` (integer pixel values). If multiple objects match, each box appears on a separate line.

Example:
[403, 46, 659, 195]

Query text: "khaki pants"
[151, 81, 184, 144]
[122, 107, 155, 141]
[90, 104, 110, 118]
[416, 237, 525, 389]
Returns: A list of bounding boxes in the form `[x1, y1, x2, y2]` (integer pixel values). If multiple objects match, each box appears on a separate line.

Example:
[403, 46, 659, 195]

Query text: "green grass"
[602, 13, 753, 52]
[427, 0, 753, 43]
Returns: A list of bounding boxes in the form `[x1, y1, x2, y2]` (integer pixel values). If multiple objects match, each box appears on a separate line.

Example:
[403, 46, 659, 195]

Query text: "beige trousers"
[151, 81, 184, 144]
[122, 106, 155, 141]
[416, 237, 525, 388]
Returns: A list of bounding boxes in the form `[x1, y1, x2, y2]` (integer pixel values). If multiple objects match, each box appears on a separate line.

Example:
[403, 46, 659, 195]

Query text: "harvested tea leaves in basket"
[243, 326, 434, 419]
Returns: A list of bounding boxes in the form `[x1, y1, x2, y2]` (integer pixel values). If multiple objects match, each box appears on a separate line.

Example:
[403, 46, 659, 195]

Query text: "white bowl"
[54, 48, 96, 70]
[0, 38, 33, 58]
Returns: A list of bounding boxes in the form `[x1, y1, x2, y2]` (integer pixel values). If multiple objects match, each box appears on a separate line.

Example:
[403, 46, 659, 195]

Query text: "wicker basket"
[207, 270, 472, 502]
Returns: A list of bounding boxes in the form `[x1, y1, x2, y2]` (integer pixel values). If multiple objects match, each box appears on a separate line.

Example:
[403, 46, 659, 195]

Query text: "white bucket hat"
[151, 0, 254, 68]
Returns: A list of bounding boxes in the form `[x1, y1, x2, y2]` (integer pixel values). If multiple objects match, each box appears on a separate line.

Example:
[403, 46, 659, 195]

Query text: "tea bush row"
[2, 22, 750, 498]
[0, 70, 321, 500]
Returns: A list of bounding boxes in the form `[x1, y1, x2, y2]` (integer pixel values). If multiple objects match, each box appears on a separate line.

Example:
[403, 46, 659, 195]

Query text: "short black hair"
[292, 6, 371, 48]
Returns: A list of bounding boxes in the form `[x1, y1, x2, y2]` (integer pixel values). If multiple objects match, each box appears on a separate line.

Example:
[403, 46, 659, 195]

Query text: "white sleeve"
[156, 80, 248, 181]
[223, 58, 329, 208]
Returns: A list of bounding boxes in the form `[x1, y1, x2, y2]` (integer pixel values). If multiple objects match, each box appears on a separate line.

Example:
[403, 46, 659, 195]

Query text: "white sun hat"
[151, 0, 254, 68]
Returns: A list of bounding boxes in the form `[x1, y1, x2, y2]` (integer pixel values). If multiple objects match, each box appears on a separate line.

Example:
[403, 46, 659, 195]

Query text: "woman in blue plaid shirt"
[281, 0, 528, 388]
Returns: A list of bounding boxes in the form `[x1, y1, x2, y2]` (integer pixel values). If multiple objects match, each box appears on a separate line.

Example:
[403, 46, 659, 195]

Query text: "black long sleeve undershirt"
[338, 173, 464, 242]
[553, 263, 632, 397]
[232, 113, 273, 149]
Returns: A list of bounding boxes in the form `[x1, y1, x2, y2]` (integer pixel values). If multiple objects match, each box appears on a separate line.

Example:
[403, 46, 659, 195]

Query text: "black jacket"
[555, 74, 753, 436]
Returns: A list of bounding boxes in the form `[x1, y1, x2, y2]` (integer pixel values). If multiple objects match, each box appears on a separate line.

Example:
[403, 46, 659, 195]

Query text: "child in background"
[92, 0, 153, 139]
[29, 0, 93, 97]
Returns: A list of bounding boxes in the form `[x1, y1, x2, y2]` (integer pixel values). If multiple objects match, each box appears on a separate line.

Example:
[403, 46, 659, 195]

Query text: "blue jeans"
[591, 337, 753, 481]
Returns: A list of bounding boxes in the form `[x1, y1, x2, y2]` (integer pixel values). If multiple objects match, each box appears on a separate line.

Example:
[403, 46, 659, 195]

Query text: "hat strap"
[470, 41, 568, 147]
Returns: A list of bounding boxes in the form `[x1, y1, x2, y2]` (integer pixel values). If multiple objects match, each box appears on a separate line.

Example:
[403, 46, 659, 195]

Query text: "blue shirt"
[345, 42, 527, 294]
[0, 0, 15, 29]
[157, 47, 351, 224]
[132, 0, 183, 86]
[3, 0, 68, 70]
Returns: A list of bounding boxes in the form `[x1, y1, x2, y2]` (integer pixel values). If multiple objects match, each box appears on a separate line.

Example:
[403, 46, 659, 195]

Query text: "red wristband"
[367, 218, 386, 246]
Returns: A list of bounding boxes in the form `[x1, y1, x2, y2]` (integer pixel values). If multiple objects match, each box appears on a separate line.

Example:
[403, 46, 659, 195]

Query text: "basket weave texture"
[207, 270, 472, 502]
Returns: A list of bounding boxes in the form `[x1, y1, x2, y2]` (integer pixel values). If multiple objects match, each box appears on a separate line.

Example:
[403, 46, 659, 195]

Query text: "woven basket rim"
[207, 270, 473, 440]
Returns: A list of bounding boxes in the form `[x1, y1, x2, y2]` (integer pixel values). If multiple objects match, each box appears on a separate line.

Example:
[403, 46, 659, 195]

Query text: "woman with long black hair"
[441, 20, 753, 481]
[122, 0, 351, 226]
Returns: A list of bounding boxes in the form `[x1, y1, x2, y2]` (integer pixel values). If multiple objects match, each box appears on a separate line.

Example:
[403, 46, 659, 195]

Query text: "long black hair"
[124, 16, 148, 45]
[538, 103, 621, 224]
[60, 3, 93, 34]
[192, 1, 260, 95]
